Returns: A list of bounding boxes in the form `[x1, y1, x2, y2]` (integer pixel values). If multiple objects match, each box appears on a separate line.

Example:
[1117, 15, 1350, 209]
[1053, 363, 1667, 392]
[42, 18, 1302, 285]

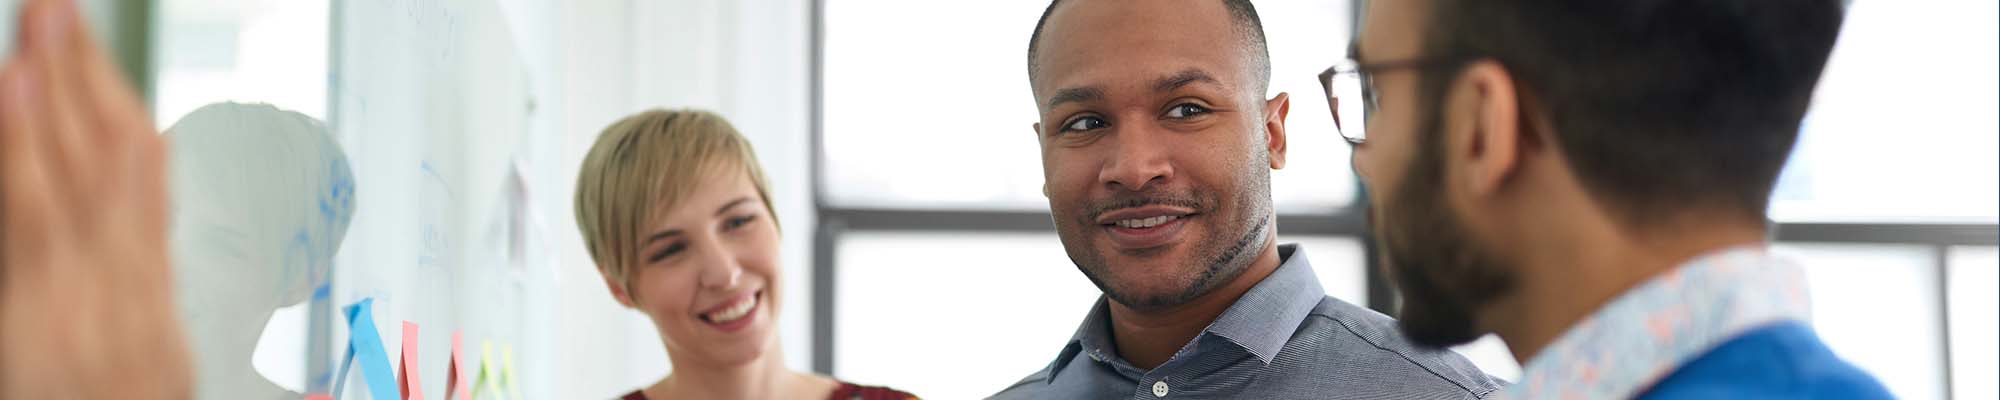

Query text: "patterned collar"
[1502, 245, 1814, 399]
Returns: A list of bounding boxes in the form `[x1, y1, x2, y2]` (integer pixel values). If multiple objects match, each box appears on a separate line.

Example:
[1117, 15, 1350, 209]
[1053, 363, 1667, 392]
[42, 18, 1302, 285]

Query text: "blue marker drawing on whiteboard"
[166, 103, 356, 400]
[419, 160, 455, 272]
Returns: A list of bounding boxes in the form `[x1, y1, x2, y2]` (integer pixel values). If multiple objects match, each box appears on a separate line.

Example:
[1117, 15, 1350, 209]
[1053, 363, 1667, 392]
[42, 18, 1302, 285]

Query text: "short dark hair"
[1420, 0, 1845, 224]
[1026, 0, 1271, 96]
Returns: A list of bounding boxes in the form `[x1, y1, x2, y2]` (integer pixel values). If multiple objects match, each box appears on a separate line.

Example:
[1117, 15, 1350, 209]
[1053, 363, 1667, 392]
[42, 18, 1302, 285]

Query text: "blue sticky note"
[333, 298, 402, 400]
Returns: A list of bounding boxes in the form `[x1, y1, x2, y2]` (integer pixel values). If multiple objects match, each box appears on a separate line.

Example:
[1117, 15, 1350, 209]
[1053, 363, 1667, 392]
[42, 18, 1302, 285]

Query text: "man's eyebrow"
[1154, 69, 1220, 92]
[1046, 86, 1104, 110]
[1045, 69, 1221, 110]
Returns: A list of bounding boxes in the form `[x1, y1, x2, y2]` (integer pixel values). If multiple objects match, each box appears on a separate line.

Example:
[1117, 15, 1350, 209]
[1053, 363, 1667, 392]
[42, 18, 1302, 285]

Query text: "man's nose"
[1099, 124, 1175, 193]
[1350, 141, 1374, 187]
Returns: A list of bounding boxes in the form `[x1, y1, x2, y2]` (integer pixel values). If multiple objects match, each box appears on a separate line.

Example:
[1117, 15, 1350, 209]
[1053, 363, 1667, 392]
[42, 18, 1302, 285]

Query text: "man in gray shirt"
[993, 0, 1501, 398]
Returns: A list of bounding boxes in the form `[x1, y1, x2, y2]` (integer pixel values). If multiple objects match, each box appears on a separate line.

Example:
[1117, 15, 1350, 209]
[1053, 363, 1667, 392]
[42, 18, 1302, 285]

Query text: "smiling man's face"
[1030, 0, 1286, 311]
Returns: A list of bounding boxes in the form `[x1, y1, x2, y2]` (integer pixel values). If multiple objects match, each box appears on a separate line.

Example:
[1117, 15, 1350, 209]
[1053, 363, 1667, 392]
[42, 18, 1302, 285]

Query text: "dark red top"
[621, 382, 917, 400]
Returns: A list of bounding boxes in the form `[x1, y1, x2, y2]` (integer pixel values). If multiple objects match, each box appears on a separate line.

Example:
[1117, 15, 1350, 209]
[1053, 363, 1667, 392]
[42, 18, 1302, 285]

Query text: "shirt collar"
[1045, 297, 1114, 383]
[1501, 245, 1814, 399]
[1046, 243, 1324, 382]
[1205, 243, 1325, 363]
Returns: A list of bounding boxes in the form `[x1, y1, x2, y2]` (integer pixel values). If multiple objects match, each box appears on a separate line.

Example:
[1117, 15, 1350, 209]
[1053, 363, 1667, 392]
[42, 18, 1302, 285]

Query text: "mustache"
[1083, 190, 1207, 221]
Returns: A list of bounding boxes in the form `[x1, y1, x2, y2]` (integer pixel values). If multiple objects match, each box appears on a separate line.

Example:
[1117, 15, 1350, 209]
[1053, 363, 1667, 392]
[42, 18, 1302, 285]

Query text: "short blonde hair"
[574, 109, 778, 291]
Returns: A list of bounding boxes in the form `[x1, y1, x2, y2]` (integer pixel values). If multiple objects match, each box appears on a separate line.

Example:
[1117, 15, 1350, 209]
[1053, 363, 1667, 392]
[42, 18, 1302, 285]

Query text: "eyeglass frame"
[1317, 56, 1478, 145]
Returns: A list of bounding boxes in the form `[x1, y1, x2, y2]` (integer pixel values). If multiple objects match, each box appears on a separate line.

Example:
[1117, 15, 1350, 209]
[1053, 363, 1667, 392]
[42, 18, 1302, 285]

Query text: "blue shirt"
[1641, 321, 1892, 399]
[992, 244, 1503, 399]
[1500, 246, 1891, 399]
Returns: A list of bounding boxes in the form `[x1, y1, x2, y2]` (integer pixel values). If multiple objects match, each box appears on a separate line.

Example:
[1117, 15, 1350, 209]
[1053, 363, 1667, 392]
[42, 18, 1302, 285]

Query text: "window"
[821, 1, 1049, 211]
[1777, 244, 1947, 400]
[821, 0, 1356, 213]
[831, 232, 1098, 399]
[154, 0, 329, 129]
[1948, 246, 1997, 400]
[1770, 0, 1998, 223]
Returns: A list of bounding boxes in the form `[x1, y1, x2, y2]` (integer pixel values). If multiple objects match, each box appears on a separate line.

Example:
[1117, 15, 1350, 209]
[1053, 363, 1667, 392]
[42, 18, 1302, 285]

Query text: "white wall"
[551, 0, 816, 397]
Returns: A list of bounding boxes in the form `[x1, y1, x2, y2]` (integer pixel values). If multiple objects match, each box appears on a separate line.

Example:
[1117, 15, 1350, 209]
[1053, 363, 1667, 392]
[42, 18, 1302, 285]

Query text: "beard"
[1080, 210, 1270, 311]
[1056, 157, 1274, 312]
[1374, 106, 1519, 349]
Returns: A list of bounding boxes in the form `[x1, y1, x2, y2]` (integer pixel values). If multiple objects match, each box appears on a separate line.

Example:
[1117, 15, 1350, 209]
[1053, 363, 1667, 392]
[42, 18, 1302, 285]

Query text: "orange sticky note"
[398, 321, 424, 400]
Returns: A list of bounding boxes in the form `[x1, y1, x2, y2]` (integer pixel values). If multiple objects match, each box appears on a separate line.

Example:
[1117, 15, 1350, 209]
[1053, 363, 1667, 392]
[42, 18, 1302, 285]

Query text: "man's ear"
[1034, 121, 1051, 198]
[1264, 92, 1291, 170]
[1456, 60, 1523, 197]
[603, 272, 636, 308]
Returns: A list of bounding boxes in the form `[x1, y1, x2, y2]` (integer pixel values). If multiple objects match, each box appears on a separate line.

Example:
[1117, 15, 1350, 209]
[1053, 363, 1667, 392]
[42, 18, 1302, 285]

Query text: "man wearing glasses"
[993, 0, 1501, 398]
[1343, 0, 1891, 398]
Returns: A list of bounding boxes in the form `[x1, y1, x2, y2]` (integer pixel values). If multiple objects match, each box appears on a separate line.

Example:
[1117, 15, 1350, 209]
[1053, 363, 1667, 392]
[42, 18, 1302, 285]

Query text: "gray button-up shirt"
[992, 244, 1504, 399]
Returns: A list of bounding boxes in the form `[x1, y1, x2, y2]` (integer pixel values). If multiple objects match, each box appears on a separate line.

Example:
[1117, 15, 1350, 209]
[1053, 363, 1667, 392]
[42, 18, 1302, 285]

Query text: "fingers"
[36, 0, 150, 139]
[134, 133, 168, 251]
[62, 0, 151, 137]
[0, 5, 188, 397]
[0, 63, 56, 278]
[14, 0, 165, 248]
[33, 4, 179, 369]
[24, 0, 113, 207]
[46, 0, 169, 275]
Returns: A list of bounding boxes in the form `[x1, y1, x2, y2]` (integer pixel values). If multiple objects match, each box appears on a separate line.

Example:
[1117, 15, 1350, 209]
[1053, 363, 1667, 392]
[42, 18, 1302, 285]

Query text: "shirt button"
[1152, 380, 1170, 397]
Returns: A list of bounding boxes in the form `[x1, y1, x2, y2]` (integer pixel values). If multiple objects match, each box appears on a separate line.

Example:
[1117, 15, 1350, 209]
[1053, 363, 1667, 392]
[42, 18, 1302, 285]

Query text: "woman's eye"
[723, 215, 757, 231]
[648, 242, 686, 264]
[1165, 103, 1211, 119]
[1061, 116, 1107, 132]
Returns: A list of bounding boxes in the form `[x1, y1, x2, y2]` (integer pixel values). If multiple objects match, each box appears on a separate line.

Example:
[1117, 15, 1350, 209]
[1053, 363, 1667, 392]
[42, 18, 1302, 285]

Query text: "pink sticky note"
[399, 321, 424, 400]
[306, 395, 332, 400]
[446, 331, 470, 400]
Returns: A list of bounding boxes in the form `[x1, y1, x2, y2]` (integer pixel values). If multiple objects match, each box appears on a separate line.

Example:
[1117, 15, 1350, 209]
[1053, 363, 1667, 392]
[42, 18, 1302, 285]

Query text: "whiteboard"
[324, 0, 557, 399]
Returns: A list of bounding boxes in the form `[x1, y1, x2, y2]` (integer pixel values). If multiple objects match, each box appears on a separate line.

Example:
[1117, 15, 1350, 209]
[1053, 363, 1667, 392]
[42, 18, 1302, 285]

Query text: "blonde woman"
[576, 109, 914, 400]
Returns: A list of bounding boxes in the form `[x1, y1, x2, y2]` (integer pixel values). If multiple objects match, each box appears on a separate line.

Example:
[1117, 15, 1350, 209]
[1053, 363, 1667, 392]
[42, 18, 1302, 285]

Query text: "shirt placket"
[1134, 369, 1184, 399]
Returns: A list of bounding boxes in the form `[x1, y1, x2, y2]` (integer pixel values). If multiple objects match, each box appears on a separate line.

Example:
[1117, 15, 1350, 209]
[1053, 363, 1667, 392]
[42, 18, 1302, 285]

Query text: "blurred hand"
[0, 0, 191, 398]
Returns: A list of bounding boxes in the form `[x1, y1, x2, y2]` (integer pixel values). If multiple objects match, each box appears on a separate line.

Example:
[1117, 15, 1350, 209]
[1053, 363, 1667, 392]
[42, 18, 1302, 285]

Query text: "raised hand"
[0, 0, 191, 398]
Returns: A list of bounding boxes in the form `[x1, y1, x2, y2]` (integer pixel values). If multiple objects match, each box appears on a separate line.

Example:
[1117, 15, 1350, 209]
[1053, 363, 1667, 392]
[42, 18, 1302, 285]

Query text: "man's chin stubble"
[1093, 215, 1270, 311]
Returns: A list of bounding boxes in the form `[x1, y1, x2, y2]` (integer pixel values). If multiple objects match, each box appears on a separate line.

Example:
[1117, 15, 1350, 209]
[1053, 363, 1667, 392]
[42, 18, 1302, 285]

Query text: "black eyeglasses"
[1318, 56, 1474, 144]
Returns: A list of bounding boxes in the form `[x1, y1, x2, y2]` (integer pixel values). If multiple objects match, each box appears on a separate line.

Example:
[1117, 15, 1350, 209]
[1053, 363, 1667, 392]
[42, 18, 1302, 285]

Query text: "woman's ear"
[604, 273, 637, 308]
